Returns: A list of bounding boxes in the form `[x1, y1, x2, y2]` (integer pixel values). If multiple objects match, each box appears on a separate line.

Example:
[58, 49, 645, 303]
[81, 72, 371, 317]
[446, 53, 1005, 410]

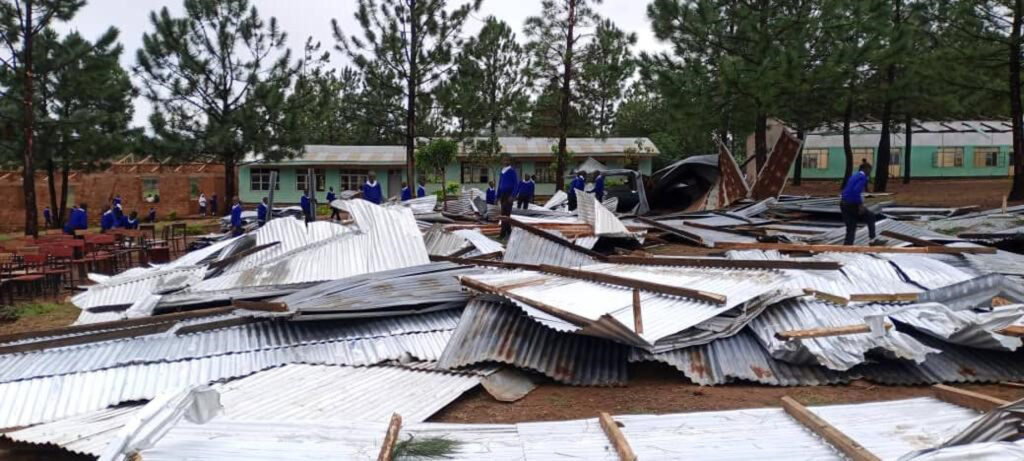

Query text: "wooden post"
[932, 385, 1009, 412]
[632, 289, 643, 334]
[781, 396, 881, 461]
[598, 412, 637, 461]
[377, 413, 403, 461]
[775, 323, 891, 341]
[1004, 195, 1009, 214]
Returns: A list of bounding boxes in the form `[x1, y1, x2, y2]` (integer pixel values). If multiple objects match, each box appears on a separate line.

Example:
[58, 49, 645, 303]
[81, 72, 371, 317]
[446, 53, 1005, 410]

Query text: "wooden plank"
[999, 381, 1024, 389]
[607, 255, 842, 271]
[460, 276, 591, 326]
[848, 293, 919, 303]
[377, 413, 402, 461]
[780, 396, 881, 461]
[880, 230, 941, 247]
[598, 412, 638, 461]
[632, 289, 643, 335]
[0, 307, 235, 344]
[509, 220, 607, 260]
[714, 241, 996, 255]
[635, 216, 707, 246]
[775, 323, 891, 341]
[0, 322, 176, 355]
[232, 299, 289, 312]
[537, 264, 727, 305]
[932, 384, 1009, 412]
[802, 289, 850, 306]
[996, 325, 1024, 337]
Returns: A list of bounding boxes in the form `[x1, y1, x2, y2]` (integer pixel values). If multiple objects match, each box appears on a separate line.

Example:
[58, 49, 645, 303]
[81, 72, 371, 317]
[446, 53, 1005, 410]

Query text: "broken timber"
[0, 306, 235, 344]
[377, 413, 403, 461]
[232, 299, 289, 312]
[781, 396, 881, 461]
[996, 326, 1024, 337]
[879, 230, 941, 247]
[598, 412, 637, 461]
[607, 255, 841, 271]
[537, 264, 727, 304]
[848, 293, 919, 303]
[776, 323, 892, 341]
[932, 384, 1009, 412]
[714, 242, 995, 255]
[632, 289, 643, 334]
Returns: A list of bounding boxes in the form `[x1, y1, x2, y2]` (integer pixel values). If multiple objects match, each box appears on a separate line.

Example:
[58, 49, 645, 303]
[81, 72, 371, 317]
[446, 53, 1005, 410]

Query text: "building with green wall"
[239, 137, 658, 204]
[791, 120, 1013, 180]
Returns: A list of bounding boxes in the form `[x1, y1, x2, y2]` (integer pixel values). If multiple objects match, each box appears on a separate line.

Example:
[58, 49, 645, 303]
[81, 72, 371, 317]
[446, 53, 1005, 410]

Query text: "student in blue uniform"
[567, 172, 586, 211]
[362, 172, 382, 204]
[147, 207, 157, 223]
[257, 197, 269, 227]
[112, 195, 122, 208]
[400, 181, 412, 201]
[300, 191, 312, 223]
[230, 197, 243, 236]
[485, 181, 496, 205]
[497, 158, 518, 239]
[840, 162, 876, 245]
[327, 187, 341, 221]
[117, 209, 129, 228]
[100, 206, 115, 233]
[64, 204, 86, 234]
[124, 211, 139, 229]
[417, 180, 426, 198]
[210, 194, 218, 215]
[516, 175, 536, 209]
[593, 171, 606, 203]
[43, 206, 52, 228]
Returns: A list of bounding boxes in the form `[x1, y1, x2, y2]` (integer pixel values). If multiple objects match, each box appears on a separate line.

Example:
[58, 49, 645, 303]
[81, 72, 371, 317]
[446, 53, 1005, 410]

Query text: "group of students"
[291, 171, 432, 224]
[488, 159, 607, 238]
[49, 194, 159, 235]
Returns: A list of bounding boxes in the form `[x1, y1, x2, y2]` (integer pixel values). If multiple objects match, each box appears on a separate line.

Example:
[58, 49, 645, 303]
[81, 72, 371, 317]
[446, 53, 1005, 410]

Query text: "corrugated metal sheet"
[215, 218, 352, 275]
[634, 330, 851, 386]
[1, 406, 137, 456]
[856, 331, 1024, 385]
[502, 227, 599, 267]
[881, 254, 975, 289]
[575, 190, 630, 237]
[452, 229, 504, 254]
[438, 298, 629, 386]
[71, 266, 208, 310]
[387, 194, 437, 214]
[917, 274, 1024, 310]
[424, 224, 472, 256]
[747, 299, 937, 371]
[965, 250, 1024, 276]
[0, 309, 460, 384]
[888, 303, 1024, 351]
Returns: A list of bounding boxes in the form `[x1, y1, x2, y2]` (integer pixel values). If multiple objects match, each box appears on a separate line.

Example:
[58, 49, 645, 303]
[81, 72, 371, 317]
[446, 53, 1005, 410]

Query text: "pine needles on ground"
[392, 435, 462, 459]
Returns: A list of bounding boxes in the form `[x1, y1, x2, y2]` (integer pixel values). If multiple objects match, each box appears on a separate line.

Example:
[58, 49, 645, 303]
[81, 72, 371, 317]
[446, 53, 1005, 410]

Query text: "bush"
[168, 211, 178, 221]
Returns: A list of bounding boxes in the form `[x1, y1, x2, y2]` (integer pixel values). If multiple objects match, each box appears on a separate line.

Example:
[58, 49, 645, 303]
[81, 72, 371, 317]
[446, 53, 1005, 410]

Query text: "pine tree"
[578, 19, 636, 138]
[135, 0, 301, 200]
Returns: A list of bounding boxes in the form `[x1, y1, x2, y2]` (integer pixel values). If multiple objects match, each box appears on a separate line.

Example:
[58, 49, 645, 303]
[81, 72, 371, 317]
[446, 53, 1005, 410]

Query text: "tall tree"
[135, 0, 300, 200]
[578, 19, 636, 137]
[0, 0, 85, 236]
[334, 0, 480, 187]
[525, 0, 603, 191]
[286, 38, 365, 145]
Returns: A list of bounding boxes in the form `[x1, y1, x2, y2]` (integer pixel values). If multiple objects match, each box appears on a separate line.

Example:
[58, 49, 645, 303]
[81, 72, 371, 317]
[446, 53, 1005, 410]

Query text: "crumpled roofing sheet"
[880, 253, 975, 289]
[502, 227, 599, 267]
[917, 274, 1024, 310]
[856, 331, 1024, 385]
[386, 194, 437, 214]
[438, 298, 629, 386]
[214, 219, 352, 275]
[462, 263, 798, 351]
[886, 303, 1024, 351]
[71, 266, 208, 311]
[575, 190, 630, 237]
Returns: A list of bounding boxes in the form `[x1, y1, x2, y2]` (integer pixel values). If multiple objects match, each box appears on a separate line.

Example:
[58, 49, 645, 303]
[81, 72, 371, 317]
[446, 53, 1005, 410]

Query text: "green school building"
[239, 137, 658, 204]
[792, 120, 1014, 180]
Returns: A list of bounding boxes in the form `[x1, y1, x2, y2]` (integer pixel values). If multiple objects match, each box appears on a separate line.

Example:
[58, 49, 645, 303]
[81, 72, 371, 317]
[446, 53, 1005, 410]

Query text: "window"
[974, 147, 1000, 167]
[934, 147, 964, 168]
[889, 148, 902, 166]
[460, 164, 489, 183]
[189, 179, 200, 199]
[250, 168, 279, 191]
[142, 178, 159, 202]
[852, 148, 874, 168]
[339, 169, 369, 191]
[534, 162, 557, 183]
[296, 168, 326, 192]
[801, 148, 828, 169]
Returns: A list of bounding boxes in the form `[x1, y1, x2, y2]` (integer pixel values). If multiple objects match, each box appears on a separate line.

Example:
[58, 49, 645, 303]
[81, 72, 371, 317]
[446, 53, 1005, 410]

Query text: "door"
[387, 169, 403, 199]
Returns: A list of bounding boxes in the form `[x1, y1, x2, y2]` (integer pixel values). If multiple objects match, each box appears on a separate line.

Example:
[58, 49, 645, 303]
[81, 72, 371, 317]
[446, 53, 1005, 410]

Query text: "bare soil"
[432, 362, 1024, 423]
[784, 178, 1017, 209]
[0, 299, 78, 337]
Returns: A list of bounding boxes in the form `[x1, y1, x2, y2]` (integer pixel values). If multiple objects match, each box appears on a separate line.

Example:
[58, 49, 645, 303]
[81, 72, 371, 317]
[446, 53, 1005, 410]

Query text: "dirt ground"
[783, 178, 1017, 209]
[432, 362, 1024, 424]
[0, 300, 78, 337]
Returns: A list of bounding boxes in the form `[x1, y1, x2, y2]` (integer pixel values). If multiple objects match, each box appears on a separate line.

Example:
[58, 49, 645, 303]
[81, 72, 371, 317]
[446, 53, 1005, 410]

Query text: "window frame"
[533, 161, 557, 183]
[339, 169, 369, 191]
[934, 147, 964, 168]
[800, 148, 828, 170]
[460, 163, 490, 184]
[296, 168, 326, 192]
[974, 147, 1000, 168]
[250, 168, 280, 191]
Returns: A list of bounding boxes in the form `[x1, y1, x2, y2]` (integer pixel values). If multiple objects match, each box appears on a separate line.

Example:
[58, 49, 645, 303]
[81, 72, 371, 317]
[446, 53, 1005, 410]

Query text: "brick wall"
[0, 164, 225, 232]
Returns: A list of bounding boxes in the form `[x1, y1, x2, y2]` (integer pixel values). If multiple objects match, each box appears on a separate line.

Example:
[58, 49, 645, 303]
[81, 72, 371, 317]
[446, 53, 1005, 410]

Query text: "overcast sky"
[54, 0, 668, 128]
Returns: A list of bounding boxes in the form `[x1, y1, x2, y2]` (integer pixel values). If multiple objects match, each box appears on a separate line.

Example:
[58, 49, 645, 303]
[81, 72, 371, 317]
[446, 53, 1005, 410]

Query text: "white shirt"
[199, 195, 207, 206]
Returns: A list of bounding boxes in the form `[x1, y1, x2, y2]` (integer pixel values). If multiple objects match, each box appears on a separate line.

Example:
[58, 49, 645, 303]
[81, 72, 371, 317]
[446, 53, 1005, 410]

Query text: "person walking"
[257, 197, 269, 227]
[362, 172, 383, 204]
[230, 197, 243, 236]
[417, 180, 427, 198]
[43, 206, 52, 228]
[485, 181, 496, 205]
[198, 193, 207, 217]
[210, 193, 218, 215]
[497, 158, 518, 239]
[300, 191, 312, 223]
[840, 162, 877, 245]
[516, 175, 535, 210]
[593, 171, 606, 203]
[327, 187, 341, 221]
[567, 172, 585, 211]
[400, 181, 412, 201]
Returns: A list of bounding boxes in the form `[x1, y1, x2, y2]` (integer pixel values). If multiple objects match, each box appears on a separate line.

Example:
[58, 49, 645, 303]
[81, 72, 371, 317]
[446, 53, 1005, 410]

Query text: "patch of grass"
[0, 301, 73, 323]
[184, 225, 209, 236]
[393, 435, 462, 460]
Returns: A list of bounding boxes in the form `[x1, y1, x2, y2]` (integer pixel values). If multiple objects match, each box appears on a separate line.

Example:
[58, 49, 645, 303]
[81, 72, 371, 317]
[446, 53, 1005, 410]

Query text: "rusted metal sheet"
[716, 140, 750, 206]
[751, 130, 803, 200]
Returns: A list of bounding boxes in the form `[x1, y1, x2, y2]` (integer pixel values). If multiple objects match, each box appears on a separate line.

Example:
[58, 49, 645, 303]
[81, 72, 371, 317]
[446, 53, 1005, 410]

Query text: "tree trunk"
[1010, 0, 1024, 200]
[21, 1, 38, 237]
[46, 159, 57, 229]
[224, 155, 237, 203]
[58, 160, 69, 228]
[903, 114, 913, 184]
[405, 0, 419, 188]
[874, 62, 896, 193]
[794, 130, 804, 186]
[754, 112, 767, 172]
[842, 95, 854, 189]
[556, 0, 577, 192]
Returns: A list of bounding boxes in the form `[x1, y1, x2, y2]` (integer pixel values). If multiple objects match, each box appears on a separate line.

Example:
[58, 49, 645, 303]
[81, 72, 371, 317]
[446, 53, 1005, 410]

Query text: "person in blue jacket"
[362, 172, 383, 204]
[124, 211, 139, 229]
[64, 204, 88, 234]
[300, 191, 312, 223]
[496, 158, 518, 238]
[257, 197, 269, 227]
[112, 194, 122, 208]
[327, 187, 341, 221]
[592, 171, 606, 202]
[400, 181, 412, 201]
[100, 206, 115, 232]
[567, 172, 586, 211]
[117, 209, 129, 228]
[516, 175, 536, 210]
[417, 180, 427, 198]
[230, 197, 243, 236]
[840, 162, 876, 245]
[43, 206, 52, 228]
[147, 207, 157, 223]
[485, 181, 496, 205]
[326, 187, 337, 204]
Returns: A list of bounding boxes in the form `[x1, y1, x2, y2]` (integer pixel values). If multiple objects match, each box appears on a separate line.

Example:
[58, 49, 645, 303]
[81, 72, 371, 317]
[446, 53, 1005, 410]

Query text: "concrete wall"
[792, 145, 1012, 180]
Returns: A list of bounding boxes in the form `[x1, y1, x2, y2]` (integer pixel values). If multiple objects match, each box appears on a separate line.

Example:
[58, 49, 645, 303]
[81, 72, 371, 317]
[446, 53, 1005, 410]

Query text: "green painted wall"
[792, 145, 1012, 180]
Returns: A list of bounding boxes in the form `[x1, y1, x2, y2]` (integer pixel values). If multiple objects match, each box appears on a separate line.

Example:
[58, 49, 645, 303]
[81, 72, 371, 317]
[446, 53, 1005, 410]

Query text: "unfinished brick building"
[0, 155, 225, 232]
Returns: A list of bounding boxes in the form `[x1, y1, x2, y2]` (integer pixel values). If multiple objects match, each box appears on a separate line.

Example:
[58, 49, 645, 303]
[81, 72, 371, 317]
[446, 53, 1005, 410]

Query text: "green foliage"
[578, 19, 637, 137]
[0, 301, 75, 322]
[416, 139, 459, 176]
[167, 211, 178, 221]
[392, 435, 462, 459]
